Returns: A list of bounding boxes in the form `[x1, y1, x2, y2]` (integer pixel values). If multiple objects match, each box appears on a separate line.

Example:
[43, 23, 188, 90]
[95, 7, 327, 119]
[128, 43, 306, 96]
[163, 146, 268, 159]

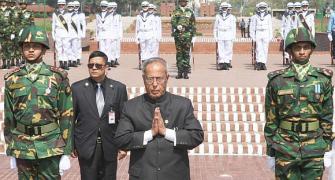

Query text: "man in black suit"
[114, 57, 204, 180]
[71, 51, 128, 180]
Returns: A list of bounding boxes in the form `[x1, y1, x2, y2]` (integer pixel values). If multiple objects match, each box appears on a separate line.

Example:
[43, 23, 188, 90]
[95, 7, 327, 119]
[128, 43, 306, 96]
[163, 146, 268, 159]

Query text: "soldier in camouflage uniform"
[0, 0, 12, 69]
[264, 27, 334, 179]
[171, 0, 196, 79]
[8, 0, 21, 66]
[4, 25, 73, 179]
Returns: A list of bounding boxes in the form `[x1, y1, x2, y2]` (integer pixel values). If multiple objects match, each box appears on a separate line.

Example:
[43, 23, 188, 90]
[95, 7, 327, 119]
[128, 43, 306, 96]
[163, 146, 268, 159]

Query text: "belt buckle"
[25, 126, 34, 136]
[295, 122, 302, 132]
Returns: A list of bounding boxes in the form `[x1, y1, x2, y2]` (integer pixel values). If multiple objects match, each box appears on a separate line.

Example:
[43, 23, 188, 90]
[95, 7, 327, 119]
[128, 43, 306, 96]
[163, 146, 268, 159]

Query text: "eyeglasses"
[144, 76, 166, 84]
[87, 63, 105, 69]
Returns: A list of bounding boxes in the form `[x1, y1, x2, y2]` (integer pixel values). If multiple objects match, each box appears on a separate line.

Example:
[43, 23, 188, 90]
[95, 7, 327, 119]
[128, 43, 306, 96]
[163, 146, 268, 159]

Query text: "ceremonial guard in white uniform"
[66, 2, 79, 67]
[249, 2, 273, 70]
[299, 1, 315, 37]
[107, 2, 123, 66]
[136, 1, 157, 62]
[213, 2, 236, 70]
[73, 0, 86, 65]
[52, 0, 70, 70]
[148, 4, 161, 57]
[281, 2, 295, 64]
[96, 1, 115, 67]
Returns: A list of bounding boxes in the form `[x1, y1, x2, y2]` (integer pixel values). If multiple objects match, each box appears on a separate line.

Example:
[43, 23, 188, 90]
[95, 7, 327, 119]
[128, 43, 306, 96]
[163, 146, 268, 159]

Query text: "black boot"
[262, 63, 267, 70]
[77, 59, 81, 65]
[59, 61, 64, 69]
[115, 59, 120, 65]
[228, 62, 232, 68]
[72, 61, 78, 67]
[183, 70, 189, 79]
[222, 63, 229, 70]
[63, 61, 69, 70]
[110, 61, 117, 67]
[1, 60, 6, 69]
[176, 70, 183, 79]
[10, 59, 15, 66]
[15, 59, 20, 67]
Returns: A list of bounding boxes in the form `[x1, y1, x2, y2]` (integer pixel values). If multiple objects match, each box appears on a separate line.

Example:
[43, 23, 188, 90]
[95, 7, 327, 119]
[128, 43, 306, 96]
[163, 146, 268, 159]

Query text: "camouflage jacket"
[264, 65, 334, 158]
[0, 8, 12, 37]
[19, 9, 34, 29]
[9, 7, 21, 34]
[171, 7, 196, 38]
[4, 62, 73, 159]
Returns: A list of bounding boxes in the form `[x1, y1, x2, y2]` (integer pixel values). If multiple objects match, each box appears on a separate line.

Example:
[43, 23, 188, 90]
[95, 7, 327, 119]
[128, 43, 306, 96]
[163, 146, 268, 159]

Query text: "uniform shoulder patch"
[4, 67, 21, 80]
[267, 69, 285, 80]
[50, 66, 68, 79]
[315, 67, 333, 78]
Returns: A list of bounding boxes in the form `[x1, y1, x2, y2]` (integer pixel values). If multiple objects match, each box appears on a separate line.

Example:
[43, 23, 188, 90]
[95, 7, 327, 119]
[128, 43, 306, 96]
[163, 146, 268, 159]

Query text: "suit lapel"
[101, 78, 115, 117]
[83, 79, 100, 117]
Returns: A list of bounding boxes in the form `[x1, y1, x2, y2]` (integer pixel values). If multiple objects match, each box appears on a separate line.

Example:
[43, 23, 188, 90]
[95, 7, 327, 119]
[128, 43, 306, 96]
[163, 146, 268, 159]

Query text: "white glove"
[177, 25, 183, 31]
[10, 157, 17, 169]
[192, 37, 196, 44]
[328, 33, 333, 41]
[266, 156, 275, 172]
[59, 155, 71, 176]
[324, 151, 333, 168]
[10, 34, 15, 40]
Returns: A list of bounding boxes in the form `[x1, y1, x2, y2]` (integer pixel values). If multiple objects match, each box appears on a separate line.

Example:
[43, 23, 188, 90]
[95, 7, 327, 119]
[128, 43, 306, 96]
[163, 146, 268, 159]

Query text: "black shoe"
[183, 71, 189, 79]
[10, 59, 15, 66]
[176, 71, 183, 79]
[59, 61, 64, 69]
[63, 62, 69, 70]
[262, 63, 267, 70]
[115, 59, 120, 65]
[72, 61, 78, 67]
[110, 61, 117, 67]
[1, 60, 6, 69]
[228, 63, 232, 68]
[218, 63, 224, 70]
[255, 62, 260, 71]
[77, 59, 81, 65]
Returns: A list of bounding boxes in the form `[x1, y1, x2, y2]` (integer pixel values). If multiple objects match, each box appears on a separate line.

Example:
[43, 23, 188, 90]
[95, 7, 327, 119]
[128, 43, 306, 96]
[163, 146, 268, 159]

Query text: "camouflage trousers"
[275, 155, 324, 180]
[16, 155, 61, 180]
[174, 36, 192, 71]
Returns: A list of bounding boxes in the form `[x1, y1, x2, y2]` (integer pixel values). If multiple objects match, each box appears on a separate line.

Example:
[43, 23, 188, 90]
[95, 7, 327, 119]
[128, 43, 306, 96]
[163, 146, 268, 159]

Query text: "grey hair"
[142, 57, 168, 75]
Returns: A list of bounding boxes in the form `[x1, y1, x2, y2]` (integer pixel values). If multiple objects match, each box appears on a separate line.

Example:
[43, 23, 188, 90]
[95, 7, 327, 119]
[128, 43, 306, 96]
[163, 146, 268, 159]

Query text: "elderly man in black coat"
[114, 57, 204, 180]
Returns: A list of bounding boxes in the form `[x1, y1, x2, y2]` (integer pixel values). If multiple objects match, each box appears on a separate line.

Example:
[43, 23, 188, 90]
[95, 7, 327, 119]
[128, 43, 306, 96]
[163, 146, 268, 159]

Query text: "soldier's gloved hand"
[10, 34, 15, 40]
[266, 156, 275, 172]
[324, 151, 333, 168]
[10, 157, 17, 169]
[59, 155, 71, 176]
[192, 37, 196, 44]
[177, 25, 183, 31]
[328, 33, 333, 41]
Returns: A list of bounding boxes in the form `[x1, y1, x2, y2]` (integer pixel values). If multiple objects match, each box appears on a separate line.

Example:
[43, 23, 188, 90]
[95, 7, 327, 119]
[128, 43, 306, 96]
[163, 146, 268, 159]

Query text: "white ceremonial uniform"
[213, 12, 236, 63]
[299, 11, 315, 37]
[135, 11, 156, 61]
[281, 11, 298, 59]
[108, 11, 123, 62]
[249, 12, 273, 64]
[96, 11, 114, 63]
[153, 13, 162, 57]
[66, 11, 81, 62]
[52, 9, 70, 63]
[75, 10, 86, 61]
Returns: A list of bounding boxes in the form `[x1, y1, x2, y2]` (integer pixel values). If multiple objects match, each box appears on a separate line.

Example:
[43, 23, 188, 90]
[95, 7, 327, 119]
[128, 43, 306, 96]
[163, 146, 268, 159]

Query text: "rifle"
[138, 43, 142, 70]
[331, 41, 335, 65]
[281, 39, 285, 65]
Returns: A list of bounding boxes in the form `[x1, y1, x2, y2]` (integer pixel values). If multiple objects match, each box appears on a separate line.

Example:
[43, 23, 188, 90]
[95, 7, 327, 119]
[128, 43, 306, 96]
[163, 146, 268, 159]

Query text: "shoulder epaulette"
[267, 69, 285, 80]
[4, 67, 21, 80]
[315, 67, 333, 78]
[50, 66, 68, 79]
